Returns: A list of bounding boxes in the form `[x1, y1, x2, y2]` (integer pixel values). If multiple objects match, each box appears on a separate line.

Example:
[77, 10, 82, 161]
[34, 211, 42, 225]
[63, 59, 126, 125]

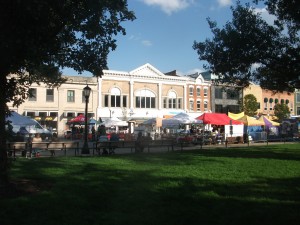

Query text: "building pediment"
[129, 63, 165, 77]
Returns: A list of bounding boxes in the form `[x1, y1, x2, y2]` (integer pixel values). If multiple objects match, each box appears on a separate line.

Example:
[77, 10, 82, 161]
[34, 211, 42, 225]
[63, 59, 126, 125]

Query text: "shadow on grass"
[1, 149, 300, 225]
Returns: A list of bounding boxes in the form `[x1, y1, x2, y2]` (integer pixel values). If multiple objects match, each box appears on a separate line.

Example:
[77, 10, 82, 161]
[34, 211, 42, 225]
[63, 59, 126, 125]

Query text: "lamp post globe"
[81, 84, 91, 154]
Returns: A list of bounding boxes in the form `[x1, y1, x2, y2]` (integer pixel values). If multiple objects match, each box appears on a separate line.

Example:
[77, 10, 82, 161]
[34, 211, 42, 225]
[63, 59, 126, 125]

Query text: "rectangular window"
[141, 97, 145, 108]
[104, 95, 109, 107]
[122, 96, 127, 107]
[67, 90, 75, 102]
[163, 98, 167, 108]
[204, 88, 208, 97]
[269, 102, 273, 110]
[29, 88, 37, 101]
[136, 96, 156, 108]
[46, 89, 54, 102]
[146, 97, 151, 108]
[172, 99, 176, 109]
[197, 100, 201, 111]
[178, 98, 181, 109]
[204, 101, 208, 111]
[111, 95, 115, 107]
[297, 107, 300, 115]
[215, 88, 223, 99]
[264, 102, 267, 110]
[27, 111, 35, 117]
[189, 87, 193, 96]
[151, 97, 155, 108]
[82, 91, 85, 103]
[136, 96, 141, 108]
[215, 104, 223, 113]
[168, 99, 172, 108]
[116, 96, 121, 107]
[227, 90, 239, 100]
[189, 100, 194, 111]
[297, 93, 300, 103]
[197, 87, 201, 96]
[257, 102, 260, 109]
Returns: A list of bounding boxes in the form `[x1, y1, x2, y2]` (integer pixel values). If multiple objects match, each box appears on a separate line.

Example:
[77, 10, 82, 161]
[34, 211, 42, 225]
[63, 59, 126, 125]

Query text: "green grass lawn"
[1, 144, 300, 225]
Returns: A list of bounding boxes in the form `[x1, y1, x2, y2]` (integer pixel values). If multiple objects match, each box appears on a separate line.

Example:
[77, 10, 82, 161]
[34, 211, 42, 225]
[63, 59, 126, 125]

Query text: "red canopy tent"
[67, 114, 86, 125]
[196, 113, 243, 125]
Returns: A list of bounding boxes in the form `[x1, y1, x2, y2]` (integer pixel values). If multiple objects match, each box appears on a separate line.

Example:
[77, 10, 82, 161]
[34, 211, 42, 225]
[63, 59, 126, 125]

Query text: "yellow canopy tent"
[229, 112, 264, 126]
[228, 112, 244, 120]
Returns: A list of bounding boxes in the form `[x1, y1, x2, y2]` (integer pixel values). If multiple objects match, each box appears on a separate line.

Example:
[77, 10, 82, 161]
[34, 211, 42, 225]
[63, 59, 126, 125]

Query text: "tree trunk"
[0, 74, 9, 183]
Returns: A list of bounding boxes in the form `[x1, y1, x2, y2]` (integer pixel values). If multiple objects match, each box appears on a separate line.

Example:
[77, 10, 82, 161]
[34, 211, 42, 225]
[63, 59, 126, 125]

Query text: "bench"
[29, 141, 80, 157]
[93, 141, 136, 155]
[6, 142, 28, 159]
[93, 141, 119, 155]
[64, 141, 80, 156]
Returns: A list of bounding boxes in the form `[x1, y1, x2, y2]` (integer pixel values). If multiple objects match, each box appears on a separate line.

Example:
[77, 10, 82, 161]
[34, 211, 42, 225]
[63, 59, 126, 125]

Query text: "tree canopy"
[274, 103, 290, 122]
[193, 0, 299, 92]
[0, 0, 135, 180]
[242, 94, 258, 116]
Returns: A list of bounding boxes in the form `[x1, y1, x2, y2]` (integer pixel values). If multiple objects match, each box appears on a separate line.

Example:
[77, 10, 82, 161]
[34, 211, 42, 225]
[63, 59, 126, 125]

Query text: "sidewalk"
[38, 140, 297, 157]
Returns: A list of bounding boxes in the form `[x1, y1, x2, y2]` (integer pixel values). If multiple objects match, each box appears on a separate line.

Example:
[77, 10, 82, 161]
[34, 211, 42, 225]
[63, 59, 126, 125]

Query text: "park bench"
[93, 141, 136, 155]
[6, 142, 28, 159]
[29, 141, 80, 157]
[93, 140, 175, 155]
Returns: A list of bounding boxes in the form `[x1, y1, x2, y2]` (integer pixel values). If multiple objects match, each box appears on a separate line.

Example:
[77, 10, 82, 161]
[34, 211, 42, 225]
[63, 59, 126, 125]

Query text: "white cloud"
[142, 40, 153, 46]
[141, 0, 193, 15]
[217, 0, 232, 7]
[253, 7, 277, 25]
[184, 68, 205, 75]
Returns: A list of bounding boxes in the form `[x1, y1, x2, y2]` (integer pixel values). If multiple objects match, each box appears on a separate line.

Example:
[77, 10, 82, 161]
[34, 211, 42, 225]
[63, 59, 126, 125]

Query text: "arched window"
[168, 91, 176, 109]
[135, 89, 156, 109]
[103, 87, 127, 108]
[110, 87, 121, 107]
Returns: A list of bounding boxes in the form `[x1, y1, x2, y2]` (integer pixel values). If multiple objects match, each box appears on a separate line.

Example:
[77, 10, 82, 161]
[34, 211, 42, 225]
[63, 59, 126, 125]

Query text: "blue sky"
[63, 0, 270, 76]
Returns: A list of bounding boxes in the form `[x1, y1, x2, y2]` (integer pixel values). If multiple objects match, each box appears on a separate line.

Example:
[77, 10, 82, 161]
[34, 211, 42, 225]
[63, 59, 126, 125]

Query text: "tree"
[193, 0, 300, 93]
[274, 103, 290, 122]
[242, 94, 258, 116]
[0, 0, 135, 181]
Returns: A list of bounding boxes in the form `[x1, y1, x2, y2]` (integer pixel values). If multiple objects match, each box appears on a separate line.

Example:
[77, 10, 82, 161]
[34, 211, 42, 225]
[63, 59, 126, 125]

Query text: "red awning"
[196, 113, 243, 125]
[67, 114, 86, 125]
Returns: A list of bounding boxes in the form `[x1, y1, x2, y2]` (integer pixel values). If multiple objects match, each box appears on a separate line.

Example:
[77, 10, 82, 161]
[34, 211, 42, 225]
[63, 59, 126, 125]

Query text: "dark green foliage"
[274, 103, 290, 122]
[0, 0, 135, 179]
[243, 94, 258, 116]
[193, 0, 300, 92]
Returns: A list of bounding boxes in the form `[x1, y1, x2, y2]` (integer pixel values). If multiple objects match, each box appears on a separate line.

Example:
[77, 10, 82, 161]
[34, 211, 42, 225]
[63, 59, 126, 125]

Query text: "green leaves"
[193, 0, 299, 92]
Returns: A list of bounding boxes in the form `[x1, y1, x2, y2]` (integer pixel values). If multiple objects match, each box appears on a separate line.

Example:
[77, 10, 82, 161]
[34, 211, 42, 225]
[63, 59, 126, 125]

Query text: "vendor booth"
[196, 113, 244, 143]
[228, 112, 265, 141]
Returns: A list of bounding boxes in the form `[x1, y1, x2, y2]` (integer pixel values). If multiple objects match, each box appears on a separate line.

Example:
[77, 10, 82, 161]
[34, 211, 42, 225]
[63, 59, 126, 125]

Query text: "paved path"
[37, 140, 297, 158]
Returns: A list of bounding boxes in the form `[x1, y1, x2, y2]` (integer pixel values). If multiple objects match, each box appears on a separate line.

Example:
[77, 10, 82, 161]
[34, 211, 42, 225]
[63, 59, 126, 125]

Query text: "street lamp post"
[81, 84, 91, 154]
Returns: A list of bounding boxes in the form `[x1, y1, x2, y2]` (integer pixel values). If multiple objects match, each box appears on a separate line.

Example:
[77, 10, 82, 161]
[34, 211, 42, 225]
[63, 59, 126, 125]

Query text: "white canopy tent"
[162, 112, 203, 128]
[100, 117, 128, 127]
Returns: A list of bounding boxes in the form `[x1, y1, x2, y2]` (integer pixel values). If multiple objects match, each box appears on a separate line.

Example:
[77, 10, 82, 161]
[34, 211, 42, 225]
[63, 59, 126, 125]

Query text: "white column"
[158, 83, 162, 110]
[130, 80, 134, 109]
[97, 77, 103, 119]
[183, 84, 187, 112]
